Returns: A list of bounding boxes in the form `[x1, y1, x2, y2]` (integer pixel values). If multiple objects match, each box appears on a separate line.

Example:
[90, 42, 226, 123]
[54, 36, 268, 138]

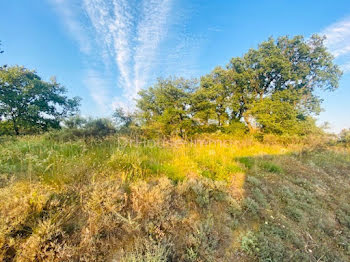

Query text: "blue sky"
[1, 0, 350, 132]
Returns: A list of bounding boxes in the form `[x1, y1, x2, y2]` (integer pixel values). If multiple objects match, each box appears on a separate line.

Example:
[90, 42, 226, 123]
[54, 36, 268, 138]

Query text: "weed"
[237, 157, 255, 169]
[241, 231, 259, 256]
[0, 135, 349, 261]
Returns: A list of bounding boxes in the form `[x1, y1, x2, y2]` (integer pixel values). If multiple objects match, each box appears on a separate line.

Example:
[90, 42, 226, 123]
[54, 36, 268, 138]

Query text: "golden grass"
[1, 135, 349, 261]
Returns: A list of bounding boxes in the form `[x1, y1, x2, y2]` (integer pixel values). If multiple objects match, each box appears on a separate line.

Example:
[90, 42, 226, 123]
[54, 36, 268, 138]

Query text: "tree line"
[135, 35, 341, 137]
[0, 35, 342, 137]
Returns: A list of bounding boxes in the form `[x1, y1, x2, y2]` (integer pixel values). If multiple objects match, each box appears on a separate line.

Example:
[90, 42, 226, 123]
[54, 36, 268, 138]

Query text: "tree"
[0, 66, 80, 135]
[63, 115, 87, 129]
[135, 35, 341, 137]
[137, 77, 196, 137]
[339, 129, 350, 145]
[194, 67, 230, 128]
[113, 107, 133, 128]
[248, 90, 317, 135]
[227, 35, 342, 133]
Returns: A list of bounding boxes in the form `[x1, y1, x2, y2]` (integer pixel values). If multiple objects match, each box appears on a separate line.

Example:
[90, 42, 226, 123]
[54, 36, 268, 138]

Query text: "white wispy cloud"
[83, 70, 111, 113]
[50, 0, 92, 54]
[321, 16, 350, 72]
[50, 0, 201, 112]
[133, 0, 172, 100]
[83, 0, 135, 92]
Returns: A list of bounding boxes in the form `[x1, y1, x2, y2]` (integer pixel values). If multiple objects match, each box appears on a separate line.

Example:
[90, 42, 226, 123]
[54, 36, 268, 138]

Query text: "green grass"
[0, 135, 349, 261]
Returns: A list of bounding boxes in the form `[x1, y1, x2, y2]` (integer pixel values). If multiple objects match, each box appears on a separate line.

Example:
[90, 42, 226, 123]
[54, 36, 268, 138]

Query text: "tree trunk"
[243, 113, 254, 133]
[12, 118, 19, 135]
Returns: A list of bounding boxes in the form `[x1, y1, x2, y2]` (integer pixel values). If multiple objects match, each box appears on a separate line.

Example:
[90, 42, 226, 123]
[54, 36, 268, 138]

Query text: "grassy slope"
[0, 136, 349, 261]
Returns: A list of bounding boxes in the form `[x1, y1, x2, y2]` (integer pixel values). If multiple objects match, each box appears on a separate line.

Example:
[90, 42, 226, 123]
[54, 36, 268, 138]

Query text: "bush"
[0, 120, 13, 136]
[46, 117, 117, 141]
[84, 118, 116, 138]
[339, 129, 350, 146]
[223, 121, 248, 136]
[260, 161, 283, 173]
[237, 157, 255, 169]
[241, 231, 259, 256]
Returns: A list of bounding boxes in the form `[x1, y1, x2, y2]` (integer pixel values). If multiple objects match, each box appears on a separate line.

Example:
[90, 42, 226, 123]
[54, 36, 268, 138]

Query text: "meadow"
[1, 16, 349, 262]
[0, 134, 349, 261]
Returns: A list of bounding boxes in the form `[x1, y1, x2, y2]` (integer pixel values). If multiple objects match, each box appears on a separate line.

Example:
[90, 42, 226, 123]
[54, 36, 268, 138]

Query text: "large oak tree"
[136, 35, 342, 137]
[0, 66, 80, 135]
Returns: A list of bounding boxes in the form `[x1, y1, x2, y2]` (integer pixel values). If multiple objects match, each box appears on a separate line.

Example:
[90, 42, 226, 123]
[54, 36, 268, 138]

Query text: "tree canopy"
[0, 66, 80, 135]
[137, 77, 197, 137]
[136, 35, 342, 137]
[0, 35, 342, 138]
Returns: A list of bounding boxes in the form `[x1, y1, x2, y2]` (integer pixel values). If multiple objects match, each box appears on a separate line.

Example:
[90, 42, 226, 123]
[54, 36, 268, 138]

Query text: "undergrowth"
[0, 135, 349, 261]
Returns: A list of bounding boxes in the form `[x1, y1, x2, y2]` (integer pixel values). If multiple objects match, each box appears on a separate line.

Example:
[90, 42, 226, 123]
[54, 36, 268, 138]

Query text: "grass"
[0, 135, 349, 261]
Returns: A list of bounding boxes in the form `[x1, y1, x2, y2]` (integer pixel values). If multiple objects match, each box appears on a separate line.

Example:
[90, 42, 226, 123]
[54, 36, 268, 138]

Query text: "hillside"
[0, 135, 349, 261]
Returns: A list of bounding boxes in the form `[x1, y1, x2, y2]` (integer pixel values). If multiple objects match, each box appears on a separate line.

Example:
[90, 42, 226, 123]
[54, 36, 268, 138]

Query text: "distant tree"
[113, 107, 133, 128]
[63, 115, 87, 129]
[84, 118, 116, 138]
[137, 77, 196, 137]
[0, 66, 81, 135]
[194, 67, 230, 128]
[339, 129, 350, 145]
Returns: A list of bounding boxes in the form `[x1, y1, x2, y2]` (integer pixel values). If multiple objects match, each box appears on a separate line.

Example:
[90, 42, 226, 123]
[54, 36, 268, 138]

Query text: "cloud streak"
[321, 16, 350, 72]
[83, 69, 111, 112]
[51, 0, 179, 111]
[133, 0, 172, 99]
[50, 0, 92, 54]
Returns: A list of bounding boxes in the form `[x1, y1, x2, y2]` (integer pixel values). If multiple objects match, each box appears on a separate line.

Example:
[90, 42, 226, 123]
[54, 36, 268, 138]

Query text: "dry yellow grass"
[0, 135, 349, 261]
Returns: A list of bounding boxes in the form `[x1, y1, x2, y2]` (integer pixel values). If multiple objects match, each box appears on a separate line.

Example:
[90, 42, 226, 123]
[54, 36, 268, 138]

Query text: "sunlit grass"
[1, 135, 349, 261]
[0, 135, 291, 186]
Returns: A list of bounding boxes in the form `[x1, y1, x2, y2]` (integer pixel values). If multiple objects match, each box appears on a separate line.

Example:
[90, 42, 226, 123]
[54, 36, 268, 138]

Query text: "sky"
[1, 0, 350, 133]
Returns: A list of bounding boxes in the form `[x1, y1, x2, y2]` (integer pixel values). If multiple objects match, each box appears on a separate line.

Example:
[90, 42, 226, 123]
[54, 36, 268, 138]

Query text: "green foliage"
[0, 66, 80, 135]
[249, 90, 319, 135]
[193, 67, 231, 128]
[339, 128, 350, 146]
[47, 117, 116, 141]
[63, 115, 87, 129]
[0, 120, 13, 135]
[113, 107, 133, 129]
[137, 77, 197, 138]
[241, 231, 259, 256]
[224, 120, 248, 135]
[136, 35, 341, 137]
[0, 136, 350, 261]
[260, 161, 283, 173]
[237, 157, 255, 169]
[84, 118, 116, 138]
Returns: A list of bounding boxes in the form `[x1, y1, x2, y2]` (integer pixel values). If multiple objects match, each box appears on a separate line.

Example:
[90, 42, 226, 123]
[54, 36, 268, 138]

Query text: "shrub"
[260, 161, 283, 173]
[339, 129, 350, 146]
[0, 120, 13, 136]
[237, 157, 255, 169]
[241, 231, 259, 256]
[118, 238, 170, 262]
[84, 118, 116, 138]
[243, 197, 260, 217]
[46, 117, 117, 141]
[224, 121, 248, 136]
[284, 205, 304, 222]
